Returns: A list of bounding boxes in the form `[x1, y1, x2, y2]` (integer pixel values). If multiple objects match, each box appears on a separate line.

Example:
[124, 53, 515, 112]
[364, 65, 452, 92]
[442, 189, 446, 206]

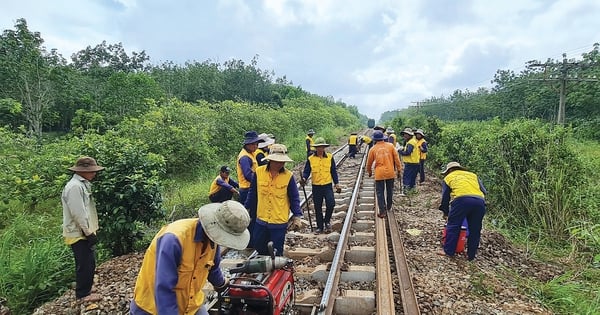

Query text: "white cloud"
[1, 0, 598, 120]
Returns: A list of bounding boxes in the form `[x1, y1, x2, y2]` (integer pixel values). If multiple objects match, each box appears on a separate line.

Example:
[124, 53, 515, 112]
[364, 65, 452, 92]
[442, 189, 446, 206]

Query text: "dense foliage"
[381, 44, 600, 140]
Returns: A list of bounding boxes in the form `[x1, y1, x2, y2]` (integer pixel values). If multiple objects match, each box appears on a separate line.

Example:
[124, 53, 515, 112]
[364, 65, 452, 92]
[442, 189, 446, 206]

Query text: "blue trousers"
[375, 179, 395, 214]
[251, 223, 287, 256]
[403, 163, 419, 189]
[348, 145, 357, 158]
[444, 197, 486, 260]
[209, 189, 233, 203]
[312, 184, 335, 230]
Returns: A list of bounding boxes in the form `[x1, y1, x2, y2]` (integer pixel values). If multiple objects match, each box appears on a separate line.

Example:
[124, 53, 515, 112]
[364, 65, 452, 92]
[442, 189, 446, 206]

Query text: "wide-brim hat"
[198, 201, 250, 250]
[68, 156, 105, 172]
[415, 129, 425, 136]
[265, 143, 294, 162]
[441, 161, 466, 175]
[307, 129, 315, 135]
[400, 128, 414, 136]
[313, 137, 329, 147]
[243, 130, 265, 145]
[258, 133, 275, 149]
[372, 130, 385, 141]
[373, 126, 385, 131]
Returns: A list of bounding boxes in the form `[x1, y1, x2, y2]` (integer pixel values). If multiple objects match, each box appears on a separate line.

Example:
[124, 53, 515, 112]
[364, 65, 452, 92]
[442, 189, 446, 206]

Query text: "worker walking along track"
[208, 133, 420, 314]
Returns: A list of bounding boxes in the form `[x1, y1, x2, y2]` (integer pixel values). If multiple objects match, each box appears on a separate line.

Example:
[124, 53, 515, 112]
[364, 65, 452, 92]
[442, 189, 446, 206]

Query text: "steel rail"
[387, 210, 421, 314]
[316, 144, 368, 315]
[374, 194, 395, 314]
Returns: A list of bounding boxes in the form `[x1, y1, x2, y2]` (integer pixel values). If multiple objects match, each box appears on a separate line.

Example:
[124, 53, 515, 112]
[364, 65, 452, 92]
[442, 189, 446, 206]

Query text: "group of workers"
[62, 125, 486, 314]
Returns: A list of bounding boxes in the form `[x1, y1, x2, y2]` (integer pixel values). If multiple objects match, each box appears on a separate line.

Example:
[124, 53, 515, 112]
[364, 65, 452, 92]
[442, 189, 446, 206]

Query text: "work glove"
[335, 184, 341, 194]
[86, 233, 98, 246]
[288, 216, 302, 231]
[398, 146, 405, 152]
[214, 278, 229, 293]
[299, 177, 306, 187]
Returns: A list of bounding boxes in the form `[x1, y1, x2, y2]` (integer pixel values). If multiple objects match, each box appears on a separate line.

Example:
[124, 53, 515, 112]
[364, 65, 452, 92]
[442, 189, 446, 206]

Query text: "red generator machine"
[213, 243, 295, 315]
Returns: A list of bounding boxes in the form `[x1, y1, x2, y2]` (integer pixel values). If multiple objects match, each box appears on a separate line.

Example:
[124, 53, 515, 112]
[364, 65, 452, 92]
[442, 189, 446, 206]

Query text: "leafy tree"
[81, 132, 166, 256]
[0, 18, 54, 137]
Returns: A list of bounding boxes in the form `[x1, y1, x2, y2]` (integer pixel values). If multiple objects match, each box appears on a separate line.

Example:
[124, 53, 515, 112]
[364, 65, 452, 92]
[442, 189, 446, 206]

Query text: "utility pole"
[528, 53, 598, 125]
[410, 101, 423, 113]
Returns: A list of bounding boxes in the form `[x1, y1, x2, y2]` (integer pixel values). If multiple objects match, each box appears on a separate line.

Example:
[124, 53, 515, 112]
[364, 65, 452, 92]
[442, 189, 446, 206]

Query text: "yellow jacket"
[133, 219, 219, 314]
[256, 165, 293, 224]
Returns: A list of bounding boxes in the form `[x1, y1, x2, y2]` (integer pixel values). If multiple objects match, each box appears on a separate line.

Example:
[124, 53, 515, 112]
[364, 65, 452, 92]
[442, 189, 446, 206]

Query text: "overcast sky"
[2, 0, 599, 120]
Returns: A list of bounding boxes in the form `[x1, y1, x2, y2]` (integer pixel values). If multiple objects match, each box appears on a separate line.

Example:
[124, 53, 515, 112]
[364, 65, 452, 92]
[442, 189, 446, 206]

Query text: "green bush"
[79, 132, 167, 256]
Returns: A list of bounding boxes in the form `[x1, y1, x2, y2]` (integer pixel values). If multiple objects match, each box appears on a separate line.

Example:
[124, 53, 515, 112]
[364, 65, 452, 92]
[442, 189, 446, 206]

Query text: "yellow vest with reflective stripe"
[256, 165, 293, 224]
[308, 153, 333, 185]
[444, 170, 484, 202]
[237, 149, 258, 189]
[133, 219, 217, 315]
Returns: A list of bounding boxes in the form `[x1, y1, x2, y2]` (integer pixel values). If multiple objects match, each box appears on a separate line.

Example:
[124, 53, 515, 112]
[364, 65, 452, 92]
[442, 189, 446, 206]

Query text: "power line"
[527, 52, 599, 125]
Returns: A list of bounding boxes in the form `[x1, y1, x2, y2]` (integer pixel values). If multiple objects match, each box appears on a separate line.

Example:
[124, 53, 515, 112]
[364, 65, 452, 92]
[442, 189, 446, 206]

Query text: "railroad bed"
[33, 138, 562, 315]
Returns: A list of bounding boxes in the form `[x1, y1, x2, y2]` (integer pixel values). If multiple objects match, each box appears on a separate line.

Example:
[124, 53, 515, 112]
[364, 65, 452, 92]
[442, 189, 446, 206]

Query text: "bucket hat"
[257, 133, 275, 149]
[415, 129, 425, 136]
[386, 127, 394, 134]
[372, 130, 385, 141]
[400, 128, 414, 136]
[312, 137, 329, 147]
[243, 131, 265, 145]
[441, 161, 466, 175]
[265, 144, 294, 162]
[307, 129, 316, 135]
[198, 200, 250, 250]
[68, 156, 105, 172]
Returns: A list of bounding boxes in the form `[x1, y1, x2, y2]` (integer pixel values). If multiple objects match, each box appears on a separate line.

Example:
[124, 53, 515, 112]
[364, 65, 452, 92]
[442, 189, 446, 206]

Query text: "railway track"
[215, 139, 420, 314]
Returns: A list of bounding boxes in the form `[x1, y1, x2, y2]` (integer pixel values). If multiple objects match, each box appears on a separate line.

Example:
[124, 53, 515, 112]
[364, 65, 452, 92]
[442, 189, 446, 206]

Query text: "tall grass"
[0, 215, 73, 315]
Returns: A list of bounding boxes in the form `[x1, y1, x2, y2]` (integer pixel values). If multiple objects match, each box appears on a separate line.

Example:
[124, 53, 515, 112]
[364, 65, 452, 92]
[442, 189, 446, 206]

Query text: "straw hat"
[312, 137, 329, 147]
[400, 128, 414, 136]
[197, 200, 250, 250]
[68, 156, 105, 172]
[441, 162, 466, 175]
[265, 144, 293, 162]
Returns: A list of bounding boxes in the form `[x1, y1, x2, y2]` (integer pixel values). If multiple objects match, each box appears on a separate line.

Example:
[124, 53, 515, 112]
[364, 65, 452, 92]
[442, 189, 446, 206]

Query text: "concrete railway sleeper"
[209, 134, 420, 315]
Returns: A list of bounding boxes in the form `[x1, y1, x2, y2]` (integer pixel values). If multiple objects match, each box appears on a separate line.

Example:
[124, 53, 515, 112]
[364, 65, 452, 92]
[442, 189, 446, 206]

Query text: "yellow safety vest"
[444, 170, 485, 202]
[255, 165, 293, 224]
[403, 137, 420, 164]
[307, 153, 333, 185]
[416, 138, 427, 160]
[133, 219, 217, 315]
[348, 135, 358, 145]
[237, 149, 258, 189]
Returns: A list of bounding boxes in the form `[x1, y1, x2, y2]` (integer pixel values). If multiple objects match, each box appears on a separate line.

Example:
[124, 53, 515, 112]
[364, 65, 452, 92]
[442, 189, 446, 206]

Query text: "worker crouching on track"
[438, 162, 487, 261]
[348, 132, 358, 158]
[245, 144, 303, 256]
[130, 200, 250, 315]
[300, 137, 341, 234]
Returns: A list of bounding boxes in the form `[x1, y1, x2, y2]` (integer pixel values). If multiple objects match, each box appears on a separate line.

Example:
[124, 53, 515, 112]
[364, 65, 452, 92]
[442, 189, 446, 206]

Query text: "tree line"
[0, 18, 366, 137]
[380, 44, 600, 140]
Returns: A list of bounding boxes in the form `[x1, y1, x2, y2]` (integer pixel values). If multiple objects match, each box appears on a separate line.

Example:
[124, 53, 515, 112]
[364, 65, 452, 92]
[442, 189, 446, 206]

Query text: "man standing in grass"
[61, 156, 104, 303]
